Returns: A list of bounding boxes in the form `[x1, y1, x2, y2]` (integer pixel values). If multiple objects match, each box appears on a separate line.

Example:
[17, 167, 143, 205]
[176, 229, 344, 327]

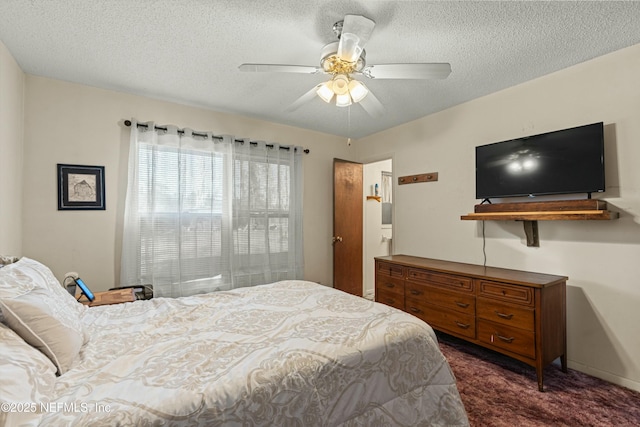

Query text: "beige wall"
[354, 43, 640, 391]
[22, 76, 353, 291]
[0, 40, 24, 256]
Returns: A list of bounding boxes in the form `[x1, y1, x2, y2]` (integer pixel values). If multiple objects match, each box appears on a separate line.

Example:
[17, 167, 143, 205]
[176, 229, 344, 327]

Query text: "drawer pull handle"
[455, 301, 469, 308]
[408, 306, 422, 314]
[410, 289, 422, 295]
[495, 311, 513, 320]
[385, 298, 395, 304]
[455, 321, 470, 329]
[496, 334, 514, 343]
[385, 283, 395, 288]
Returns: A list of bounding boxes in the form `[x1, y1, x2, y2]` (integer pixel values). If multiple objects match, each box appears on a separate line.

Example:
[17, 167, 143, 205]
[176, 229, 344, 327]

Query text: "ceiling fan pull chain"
[347, 105, 352, 146]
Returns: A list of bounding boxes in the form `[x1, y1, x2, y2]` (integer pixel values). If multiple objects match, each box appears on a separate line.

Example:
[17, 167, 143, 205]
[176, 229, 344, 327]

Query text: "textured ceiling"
[1, 1, 640, 139]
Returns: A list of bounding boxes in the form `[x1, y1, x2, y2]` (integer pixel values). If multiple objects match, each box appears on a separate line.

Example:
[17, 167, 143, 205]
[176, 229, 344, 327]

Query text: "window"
[121, 124, 303, 297]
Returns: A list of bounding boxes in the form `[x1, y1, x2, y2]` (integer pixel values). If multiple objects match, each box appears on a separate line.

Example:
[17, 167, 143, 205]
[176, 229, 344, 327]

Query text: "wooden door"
[333, 159, 363, 296]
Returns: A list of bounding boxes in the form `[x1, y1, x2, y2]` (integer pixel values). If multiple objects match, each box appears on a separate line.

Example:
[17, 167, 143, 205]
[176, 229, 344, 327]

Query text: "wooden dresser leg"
[561, 354, 568, 373]
[536, 366, 545, 392]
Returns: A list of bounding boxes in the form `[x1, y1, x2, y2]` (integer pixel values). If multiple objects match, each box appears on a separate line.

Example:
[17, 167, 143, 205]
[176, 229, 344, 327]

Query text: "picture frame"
[57, 164, 105, 210]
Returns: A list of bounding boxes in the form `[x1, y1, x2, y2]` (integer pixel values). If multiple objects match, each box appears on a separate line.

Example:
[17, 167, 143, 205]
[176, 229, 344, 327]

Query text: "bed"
[0, 257, 468, 426]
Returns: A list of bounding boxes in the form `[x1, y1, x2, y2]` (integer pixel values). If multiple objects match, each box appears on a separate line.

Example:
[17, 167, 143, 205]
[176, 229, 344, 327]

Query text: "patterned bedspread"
[43, 281, 468, 426]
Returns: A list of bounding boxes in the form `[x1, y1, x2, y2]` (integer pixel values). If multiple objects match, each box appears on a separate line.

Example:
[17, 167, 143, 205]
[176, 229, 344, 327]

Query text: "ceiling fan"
[238, 14, 452, 117]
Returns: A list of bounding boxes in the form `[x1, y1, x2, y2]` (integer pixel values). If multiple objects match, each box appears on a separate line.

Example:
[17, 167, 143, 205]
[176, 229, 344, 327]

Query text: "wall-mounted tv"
[475, 122, 605, 200]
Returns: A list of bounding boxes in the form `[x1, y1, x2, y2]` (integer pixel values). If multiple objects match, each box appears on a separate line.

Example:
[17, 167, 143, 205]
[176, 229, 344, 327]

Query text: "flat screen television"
[475, 122, 605, 200]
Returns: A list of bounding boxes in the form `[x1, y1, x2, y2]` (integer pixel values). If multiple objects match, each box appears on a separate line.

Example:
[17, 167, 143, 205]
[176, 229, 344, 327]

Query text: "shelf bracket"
[523, 220, 539, 247]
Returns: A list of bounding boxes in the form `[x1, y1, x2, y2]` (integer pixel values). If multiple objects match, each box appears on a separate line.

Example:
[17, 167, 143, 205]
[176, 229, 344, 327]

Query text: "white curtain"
[120, 120, 304, 298]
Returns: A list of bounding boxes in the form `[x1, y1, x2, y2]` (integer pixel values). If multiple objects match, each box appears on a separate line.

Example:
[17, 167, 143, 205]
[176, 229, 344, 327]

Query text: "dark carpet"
[436, 332, 640, 427]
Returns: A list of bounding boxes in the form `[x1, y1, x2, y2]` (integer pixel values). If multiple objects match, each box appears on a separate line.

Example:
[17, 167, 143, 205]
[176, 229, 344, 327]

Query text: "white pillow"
[0, 258, 38, 299]
[0, 257, 86, 318]
[0, 285, 87, 375]
[0, 322, 56, 426]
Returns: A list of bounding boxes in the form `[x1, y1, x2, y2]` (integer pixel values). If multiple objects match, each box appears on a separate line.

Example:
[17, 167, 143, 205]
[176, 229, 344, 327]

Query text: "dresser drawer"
[477, 319, 535, 359]
[376, 275, 405, 297]
[405, 300, 476, 339]
[477, 298, 534, 331]
[406, 282, 475, 316]
[377, 261, 405, 279]
[407, 268, 474, 292]
[477, 280, 534, 306]
[376, 288, 405, 310]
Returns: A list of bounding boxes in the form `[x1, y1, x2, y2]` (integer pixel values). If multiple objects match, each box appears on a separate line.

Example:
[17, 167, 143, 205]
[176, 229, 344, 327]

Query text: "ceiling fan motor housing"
[320, 42, 366, 73]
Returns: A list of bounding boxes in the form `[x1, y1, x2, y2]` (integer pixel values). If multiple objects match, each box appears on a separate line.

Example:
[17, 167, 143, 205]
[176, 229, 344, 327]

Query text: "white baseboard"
[568, 360, 640, 393]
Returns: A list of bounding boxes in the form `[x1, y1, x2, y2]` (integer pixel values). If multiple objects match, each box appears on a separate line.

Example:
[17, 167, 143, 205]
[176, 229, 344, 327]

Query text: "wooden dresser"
[375, 254, 567, 391]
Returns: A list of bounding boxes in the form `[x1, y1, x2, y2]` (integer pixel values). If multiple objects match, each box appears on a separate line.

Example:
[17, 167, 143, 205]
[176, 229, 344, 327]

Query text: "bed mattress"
[43, 280, 468, 426]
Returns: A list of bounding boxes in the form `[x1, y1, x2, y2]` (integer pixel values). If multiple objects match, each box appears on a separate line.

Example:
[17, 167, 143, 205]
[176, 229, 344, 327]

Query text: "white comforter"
[43, 280, 468, 426]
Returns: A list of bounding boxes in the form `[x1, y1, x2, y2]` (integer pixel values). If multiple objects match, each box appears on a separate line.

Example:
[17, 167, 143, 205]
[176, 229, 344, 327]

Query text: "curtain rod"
[124, 120, 309, 154]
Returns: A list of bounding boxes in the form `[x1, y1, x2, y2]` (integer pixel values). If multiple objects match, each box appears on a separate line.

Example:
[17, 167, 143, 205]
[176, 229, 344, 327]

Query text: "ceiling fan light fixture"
[348, 79, 368, 102]
[332, 74, 350, 95]
[316, 82, 334, 103]
[335, 93, 352, 107]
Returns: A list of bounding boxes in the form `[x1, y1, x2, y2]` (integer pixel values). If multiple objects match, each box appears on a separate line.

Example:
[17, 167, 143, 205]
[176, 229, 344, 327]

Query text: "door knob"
[332, 236, 343, 243]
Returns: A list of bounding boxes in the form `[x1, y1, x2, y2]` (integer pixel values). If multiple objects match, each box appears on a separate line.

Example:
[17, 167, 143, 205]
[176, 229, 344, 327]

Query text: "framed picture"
[57, 164, 105, 210]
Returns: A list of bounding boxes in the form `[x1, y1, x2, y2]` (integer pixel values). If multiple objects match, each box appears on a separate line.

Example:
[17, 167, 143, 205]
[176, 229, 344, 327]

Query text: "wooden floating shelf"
[461, 210, 618, 221]
[461, 200, 619, 247]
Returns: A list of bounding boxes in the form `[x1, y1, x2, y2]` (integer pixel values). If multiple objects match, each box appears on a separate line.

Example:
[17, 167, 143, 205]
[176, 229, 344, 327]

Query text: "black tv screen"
[475, 122, 605, 200]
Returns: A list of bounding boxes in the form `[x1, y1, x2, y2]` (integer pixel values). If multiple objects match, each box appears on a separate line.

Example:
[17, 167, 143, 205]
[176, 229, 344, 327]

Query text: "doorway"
[363, 159, 393, 299]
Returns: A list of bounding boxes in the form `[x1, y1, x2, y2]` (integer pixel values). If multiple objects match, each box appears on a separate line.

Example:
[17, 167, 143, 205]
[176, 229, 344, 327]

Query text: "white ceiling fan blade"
[358, 90, 385, 118]
[337, 15, 375, 63]
[362, 63, 452, 79]
[284, 84, 323, 113]
[239, 64, 322, 74]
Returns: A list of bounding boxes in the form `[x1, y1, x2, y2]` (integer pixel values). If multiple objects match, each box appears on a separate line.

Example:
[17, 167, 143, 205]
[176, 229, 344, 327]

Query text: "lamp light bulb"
[316, 82, 334, 103]
[348, 79, 368, 103]
[335, 93, 352, 107]
[332, 74, 350, 95]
